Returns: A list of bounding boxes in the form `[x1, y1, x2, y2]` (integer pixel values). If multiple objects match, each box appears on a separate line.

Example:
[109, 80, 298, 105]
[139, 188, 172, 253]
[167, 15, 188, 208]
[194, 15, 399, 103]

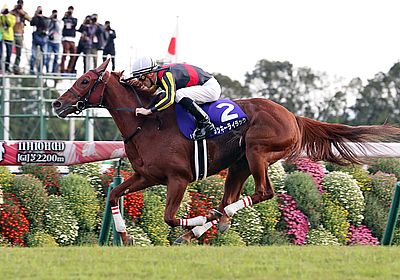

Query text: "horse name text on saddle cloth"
[175, 99, 247, 140]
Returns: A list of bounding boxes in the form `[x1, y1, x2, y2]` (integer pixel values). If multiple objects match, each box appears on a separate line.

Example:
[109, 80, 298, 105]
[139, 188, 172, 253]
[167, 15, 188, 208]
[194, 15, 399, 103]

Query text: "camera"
[16, 4, 22, 10]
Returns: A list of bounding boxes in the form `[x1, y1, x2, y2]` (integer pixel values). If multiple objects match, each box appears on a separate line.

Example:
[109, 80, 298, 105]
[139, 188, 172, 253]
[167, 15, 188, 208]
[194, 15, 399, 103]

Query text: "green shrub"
[11, 174, 48, 229]
[253, 197, 281, 233]
[189, 175, 224, 208]
[211, 230, 245, 246]
[392, 228, 400, 245]
[307, 226, 340, 245]
[326, 164, 372, 193]
[284, 172, 323, 227]
[0, 234, 11, 247]
[21, 165, 61, 195]
[322, 171, 365, 225]
[27, 231, 58, 247]
[44, 195, 79, 245]
[363, 193, 388, 241]
[261, 230, 290, 245]
[243, 162, 286, 196]
[321, 194, 350, 244]
[76, 231, 98, 246]
[242, 176, 255, 196]
[126, 225, 152, 246]
[368, 158, 400, 179]
[69, 163, 103, 199]
[146, 185, 167, 202]
[232, 205, 263, 245]
[59, 174, 100, 231]
[268, 161, 287, 193]
[0, 166, 14, 192]
[370, 172, 397, 207]
[282, 161, 297, 173]
[140, 192, 169, 246]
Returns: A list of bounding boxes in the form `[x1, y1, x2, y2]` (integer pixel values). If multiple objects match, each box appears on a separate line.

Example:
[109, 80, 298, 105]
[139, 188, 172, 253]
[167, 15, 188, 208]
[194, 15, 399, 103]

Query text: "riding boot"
[178, 97, 215, 140]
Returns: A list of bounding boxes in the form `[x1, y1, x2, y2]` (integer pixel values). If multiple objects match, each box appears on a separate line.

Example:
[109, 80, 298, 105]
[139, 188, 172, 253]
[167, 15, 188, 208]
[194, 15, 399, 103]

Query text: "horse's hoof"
[173, 236, 187, 245]
[211, 209, 223, 219]
[219, 222, 231, 233]
[173, 231, 193, 245]
[121, 233, 134, 246]
[126, 236, 135, 246]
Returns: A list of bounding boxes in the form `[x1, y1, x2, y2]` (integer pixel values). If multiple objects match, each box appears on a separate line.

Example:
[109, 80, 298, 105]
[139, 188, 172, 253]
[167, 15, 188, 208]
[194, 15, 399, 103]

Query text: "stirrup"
[191, 122, 215, 140]
[191, 128, 207, 141]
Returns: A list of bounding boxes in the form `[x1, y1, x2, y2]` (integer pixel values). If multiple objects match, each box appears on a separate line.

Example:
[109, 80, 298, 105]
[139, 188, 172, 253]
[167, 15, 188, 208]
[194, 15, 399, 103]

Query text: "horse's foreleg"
[109, 173, 153, 245]
[164, 176, 206, 227]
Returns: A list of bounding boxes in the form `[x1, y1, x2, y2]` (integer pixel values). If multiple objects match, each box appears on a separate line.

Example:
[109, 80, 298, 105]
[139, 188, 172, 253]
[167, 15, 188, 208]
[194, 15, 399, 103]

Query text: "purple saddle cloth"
[175, 99, 247, 140]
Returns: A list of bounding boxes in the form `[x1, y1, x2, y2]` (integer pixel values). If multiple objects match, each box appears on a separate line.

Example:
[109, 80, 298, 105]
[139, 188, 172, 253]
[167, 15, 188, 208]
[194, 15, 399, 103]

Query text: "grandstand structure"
[0, 52, 118, 141]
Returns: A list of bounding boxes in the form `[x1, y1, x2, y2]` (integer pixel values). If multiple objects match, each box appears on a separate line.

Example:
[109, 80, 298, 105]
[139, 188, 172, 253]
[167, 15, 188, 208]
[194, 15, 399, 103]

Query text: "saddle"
[176, 99, 247, 140]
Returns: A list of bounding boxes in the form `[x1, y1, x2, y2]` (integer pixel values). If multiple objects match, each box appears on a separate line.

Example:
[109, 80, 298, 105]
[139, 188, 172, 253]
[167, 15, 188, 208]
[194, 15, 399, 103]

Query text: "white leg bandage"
[179, 216, 207, 227]
[192, 220, 218, 237]
[111, 206, 126, 232]
[224, 196, 253, 217]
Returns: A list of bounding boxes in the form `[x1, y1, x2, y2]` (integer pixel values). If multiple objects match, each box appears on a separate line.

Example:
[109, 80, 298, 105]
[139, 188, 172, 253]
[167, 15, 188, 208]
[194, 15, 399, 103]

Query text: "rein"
[68, 70, 156, 144]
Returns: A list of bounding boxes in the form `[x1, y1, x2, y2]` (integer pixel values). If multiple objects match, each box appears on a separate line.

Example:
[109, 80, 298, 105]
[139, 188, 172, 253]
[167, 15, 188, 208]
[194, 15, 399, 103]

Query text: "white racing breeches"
[175, 77, 221, 104]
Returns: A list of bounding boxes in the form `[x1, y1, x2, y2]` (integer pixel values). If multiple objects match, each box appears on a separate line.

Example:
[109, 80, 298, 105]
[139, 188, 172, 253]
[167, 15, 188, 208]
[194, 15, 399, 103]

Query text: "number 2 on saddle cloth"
[175, 99, 248, 140]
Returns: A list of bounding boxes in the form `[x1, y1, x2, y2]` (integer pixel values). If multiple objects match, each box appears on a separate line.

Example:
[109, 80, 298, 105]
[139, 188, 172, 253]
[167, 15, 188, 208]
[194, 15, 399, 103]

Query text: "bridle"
[66, 69, 152, 144]
[67, 69, 110, 114]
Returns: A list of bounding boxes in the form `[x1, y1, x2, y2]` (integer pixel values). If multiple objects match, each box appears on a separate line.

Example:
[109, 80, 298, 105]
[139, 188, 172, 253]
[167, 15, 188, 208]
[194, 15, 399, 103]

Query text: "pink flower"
[278, 193, 309, 245]
[347, 225, 379, 245]
[295, 158, 325, 193]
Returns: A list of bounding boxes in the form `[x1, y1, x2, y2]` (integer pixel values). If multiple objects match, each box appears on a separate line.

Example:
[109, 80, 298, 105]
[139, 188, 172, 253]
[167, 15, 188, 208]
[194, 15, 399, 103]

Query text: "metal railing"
[0, 50, 117, 141]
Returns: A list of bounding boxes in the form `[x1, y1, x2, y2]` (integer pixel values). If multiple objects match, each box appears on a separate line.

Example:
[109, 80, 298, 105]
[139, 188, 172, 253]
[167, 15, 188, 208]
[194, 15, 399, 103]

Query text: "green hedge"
[140, 192, 169, 246]
[322, 171, 365, 225]
[11, 174, 48, 230]
[0, 166, 14, 192]
[44, 195, 79, 246]
[284, 172, 323, 228]
[59, 174, 100, 231]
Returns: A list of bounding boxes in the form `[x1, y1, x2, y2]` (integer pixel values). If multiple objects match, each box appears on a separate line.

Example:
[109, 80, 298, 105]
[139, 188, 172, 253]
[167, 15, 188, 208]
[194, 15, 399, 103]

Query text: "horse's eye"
[82, 79, 89, 85]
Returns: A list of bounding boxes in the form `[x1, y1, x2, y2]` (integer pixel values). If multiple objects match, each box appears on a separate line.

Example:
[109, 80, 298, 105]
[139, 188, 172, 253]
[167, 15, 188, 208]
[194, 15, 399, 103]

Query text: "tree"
[213, 73, 251, 99]
[351, 63, 400, 125]
[244, 59, 327, 118]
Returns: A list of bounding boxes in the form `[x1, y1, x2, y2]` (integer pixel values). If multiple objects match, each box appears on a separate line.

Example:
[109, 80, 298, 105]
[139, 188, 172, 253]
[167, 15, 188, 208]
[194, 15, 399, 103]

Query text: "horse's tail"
[292, 116, 400, 165]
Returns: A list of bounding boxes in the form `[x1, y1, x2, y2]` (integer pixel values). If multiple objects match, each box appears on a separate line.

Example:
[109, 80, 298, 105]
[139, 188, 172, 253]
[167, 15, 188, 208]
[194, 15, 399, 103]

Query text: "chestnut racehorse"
[52, 59, 400, 245]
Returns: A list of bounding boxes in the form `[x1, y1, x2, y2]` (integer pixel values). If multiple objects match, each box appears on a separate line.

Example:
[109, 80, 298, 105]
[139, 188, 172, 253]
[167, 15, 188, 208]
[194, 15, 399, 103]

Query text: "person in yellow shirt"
[0, 5, 16, 73]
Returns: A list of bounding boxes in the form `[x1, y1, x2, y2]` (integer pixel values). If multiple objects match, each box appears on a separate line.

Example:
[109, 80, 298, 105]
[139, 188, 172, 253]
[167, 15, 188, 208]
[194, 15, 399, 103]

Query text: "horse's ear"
[96, 58, 110, 73]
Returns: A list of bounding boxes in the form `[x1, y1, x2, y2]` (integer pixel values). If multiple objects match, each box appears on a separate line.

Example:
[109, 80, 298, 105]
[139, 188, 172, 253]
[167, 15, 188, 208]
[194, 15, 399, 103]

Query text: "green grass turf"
[1, 246, 399, 279]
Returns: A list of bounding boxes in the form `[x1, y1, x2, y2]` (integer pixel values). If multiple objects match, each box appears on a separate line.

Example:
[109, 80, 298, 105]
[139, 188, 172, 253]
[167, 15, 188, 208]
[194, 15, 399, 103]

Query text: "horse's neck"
[104, 80, 144, 138]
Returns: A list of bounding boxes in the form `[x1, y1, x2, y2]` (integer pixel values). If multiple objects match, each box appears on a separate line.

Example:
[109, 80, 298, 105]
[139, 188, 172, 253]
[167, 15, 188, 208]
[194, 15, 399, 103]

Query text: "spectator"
[46, 10, 63, 73]
[71, 15, 96, 73]
[60, 6, 77, 73]
[29, 6, 49, 74]
[102, 20, 116, 70]
[10, 0, 31, 74]
[0, 4, 16, 73]
[89, 14, 104, 68]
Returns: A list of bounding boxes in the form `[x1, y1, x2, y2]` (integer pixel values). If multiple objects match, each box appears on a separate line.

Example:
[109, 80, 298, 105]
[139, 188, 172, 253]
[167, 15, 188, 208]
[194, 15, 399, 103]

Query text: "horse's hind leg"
[217, 158, 251, 233]
[109, 173, 153, 245]
[175, 158, 251, 243]
[223, 149, 285, 219]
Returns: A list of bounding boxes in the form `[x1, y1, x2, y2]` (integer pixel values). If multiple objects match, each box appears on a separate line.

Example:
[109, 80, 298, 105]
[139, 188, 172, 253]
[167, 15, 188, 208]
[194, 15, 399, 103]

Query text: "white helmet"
[131, 56, 158, 75]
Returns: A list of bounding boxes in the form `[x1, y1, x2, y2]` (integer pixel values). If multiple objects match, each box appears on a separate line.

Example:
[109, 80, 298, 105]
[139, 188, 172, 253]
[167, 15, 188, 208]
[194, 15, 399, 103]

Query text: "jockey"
[129, 56, 221, 140]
